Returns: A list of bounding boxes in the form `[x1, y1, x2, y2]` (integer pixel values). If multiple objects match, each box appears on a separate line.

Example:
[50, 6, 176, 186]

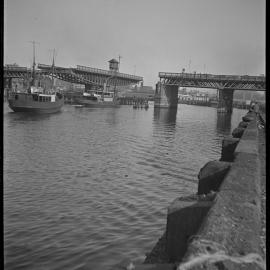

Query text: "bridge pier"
[217, 88, 234, 113]
[3, 78, 12, 98]
[8, 78, 13, 90]
[154, 82, 178, 108]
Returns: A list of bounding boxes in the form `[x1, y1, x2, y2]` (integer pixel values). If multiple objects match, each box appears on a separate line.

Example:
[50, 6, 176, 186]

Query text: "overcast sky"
[4, 0, 265, 86]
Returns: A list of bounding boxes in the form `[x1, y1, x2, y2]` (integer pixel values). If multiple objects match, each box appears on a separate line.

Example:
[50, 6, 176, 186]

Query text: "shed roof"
[109, 59, 119, 63]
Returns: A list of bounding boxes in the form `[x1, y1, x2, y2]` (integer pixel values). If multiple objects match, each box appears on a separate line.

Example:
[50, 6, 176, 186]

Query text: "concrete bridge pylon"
[217, 88, 234, 113]
[154, 82, 178, 108]
[154, 71, 265, 112]
[154, 82, 235, 113]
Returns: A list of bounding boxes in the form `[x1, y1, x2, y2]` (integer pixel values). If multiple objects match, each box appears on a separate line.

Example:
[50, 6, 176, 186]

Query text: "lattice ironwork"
[38, 64, 143, 87]
[4, 66, 31, 78]
[159, 72, 265, 91]
[3, 64, 143, 87]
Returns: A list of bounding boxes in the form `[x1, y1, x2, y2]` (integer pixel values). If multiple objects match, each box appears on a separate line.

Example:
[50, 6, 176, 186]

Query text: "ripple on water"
[4, 103, 247, 269]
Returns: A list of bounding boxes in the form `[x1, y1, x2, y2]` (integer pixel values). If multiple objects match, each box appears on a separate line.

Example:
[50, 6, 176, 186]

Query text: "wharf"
[117, 109, 266, 270]
[258, 113, 265, 258]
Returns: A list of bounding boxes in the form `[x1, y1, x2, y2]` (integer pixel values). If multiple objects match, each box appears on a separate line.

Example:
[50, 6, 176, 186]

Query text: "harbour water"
[4, 101, 246, 270]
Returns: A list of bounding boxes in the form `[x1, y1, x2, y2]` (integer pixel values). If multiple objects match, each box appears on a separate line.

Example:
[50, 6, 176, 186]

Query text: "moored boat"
[8, 45, 64, 113]
[75, 90, 120, 107]
[8, 88, 64, 113]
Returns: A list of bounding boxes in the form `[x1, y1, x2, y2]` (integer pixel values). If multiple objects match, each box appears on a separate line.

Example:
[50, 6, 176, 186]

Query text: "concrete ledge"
[134, 264, 176, 270]
[238, 121, 249, 128]
[144, 232, 169, 264]
[242, 112, 256, 122]
[235, 120, 258, 155]
[180, 117, 263, 269]
[197, 160, 231, 195]
[142, 112, 264, 270]
[220, 137, 240, 162]
[112, 261, 176, 270]
[166, 194, 215, 262]
[232, 127, 245, 138]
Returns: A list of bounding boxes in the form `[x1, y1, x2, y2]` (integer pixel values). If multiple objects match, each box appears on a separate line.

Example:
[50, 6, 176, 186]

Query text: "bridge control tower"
[108, 59, 119, 72]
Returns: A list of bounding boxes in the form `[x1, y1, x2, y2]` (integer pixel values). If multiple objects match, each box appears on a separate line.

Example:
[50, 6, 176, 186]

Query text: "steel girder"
[37, 64, 143, 87]
[159, 72, 265, 91]
[4, 67, 31, 79]
[4, 64, 143, 87]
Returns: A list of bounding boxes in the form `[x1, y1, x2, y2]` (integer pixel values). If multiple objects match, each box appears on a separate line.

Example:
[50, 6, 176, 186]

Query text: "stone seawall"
[129, 111, 265, 270]
[111, 111, 265, 270]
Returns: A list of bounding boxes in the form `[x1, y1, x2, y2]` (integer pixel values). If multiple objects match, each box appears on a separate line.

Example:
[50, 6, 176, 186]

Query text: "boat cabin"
[10, 92, 57, 103]
[30, 86, 44, 94]
[83, 90, 115, 102]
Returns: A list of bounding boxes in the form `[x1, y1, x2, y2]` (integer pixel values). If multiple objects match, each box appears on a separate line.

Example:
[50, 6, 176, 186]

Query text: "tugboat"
[75, 58, 122, 108]
[8, 45, 64, 113]
[74, 90, 120, 107]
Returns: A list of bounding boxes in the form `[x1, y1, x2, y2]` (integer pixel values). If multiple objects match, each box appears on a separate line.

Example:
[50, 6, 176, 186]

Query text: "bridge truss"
[4, 66, 31, 79]
[159, 72, 265, 91]
[4, 64, 143, 88]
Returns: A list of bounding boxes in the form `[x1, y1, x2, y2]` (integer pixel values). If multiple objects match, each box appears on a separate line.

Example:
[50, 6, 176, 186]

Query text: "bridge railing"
[159, 72, 265, 82]
[4, 66, 30, 72]
[116, 72, 143, 81]
[5, 63, 143, 82]
[76, 65, 109, 76]
[37, 63, 68, 71]
[76, 65, 143, 81]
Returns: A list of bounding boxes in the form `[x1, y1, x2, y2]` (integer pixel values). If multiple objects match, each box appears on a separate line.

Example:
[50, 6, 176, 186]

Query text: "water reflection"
[152, 108, 178, 146]
[153, 107, 177, 126]
[5, 111, 55, 123]
[4, 102, 245, 270]
[103, 108, 118, 126]
[216, 112, 232, 134]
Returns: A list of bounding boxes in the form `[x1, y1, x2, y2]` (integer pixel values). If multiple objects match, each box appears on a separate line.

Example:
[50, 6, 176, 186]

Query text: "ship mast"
[29, 41, 37, 87]
[51, 49, 56, 89]
[114, 55, 121, 99]
[118, 55, 121, 71]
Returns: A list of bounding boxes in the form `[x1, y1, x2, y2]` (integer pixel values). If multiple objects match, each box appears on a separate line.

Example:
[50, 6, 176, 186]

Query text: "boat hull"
[8, 103, 64, 113]
[8, 93, 64, 113]
[75, 98, 120, 107]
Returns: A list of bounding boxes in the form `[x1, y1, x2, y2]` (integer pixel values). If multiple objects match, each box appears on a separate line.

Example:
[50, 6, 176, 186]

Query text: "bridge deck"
[159, 72, 265, 82]
[159, 72, 265, 91]
[37, 64, 143, 82]
[4, 64, 143, 87]
[76, 65, 142, 81]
